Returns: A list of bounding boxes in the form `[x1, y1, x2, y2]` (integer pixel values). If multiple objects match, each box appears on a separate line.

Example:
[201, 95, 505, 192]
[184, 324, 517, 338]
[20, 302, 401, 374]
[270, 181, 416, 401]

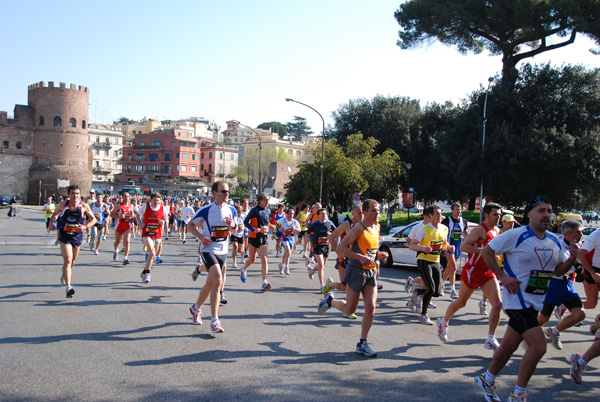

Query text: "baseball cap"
[501, 214, 515, 222]
[90, 189, 96, 193]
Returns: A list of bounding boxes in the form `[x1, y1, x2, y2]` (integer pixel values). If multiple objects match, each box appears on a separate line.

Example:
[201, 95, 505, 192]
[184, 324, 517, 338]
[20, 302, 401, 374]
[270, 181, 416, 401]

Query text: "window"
[81, 120, 86, 129]
[176, 153, 179, 159]
[171, 140, 176, 146]
[209, 163, 212, 172]
[201, 164, 204, 170]
[2, 140, 8, 148]
[234, 138, 237, 142]
[53, 116, 62, 126]
[139, 141, 145, 146]
[192, 154, 197, 160]
[165, 153, 171, 161]
[69, 118, 76, 127]
[191, 166, 197, 173]
[96, 136, 100, 143]
[150, 165, 158, 172]
[115, 138, 119, 145]
[149, 153, 159, 161]
[39, 116, 44, 126]
[136, 153, 144, 162]
[231, 154, 234, 161]
[16, 142, 22, 149]
[135, 165, 144, 172]
[182, 153, 188, 159]
[209, 152, 212, 159]
[105, 150, 109, 156]
[220, 152, 223, 160]
[95, 149, 100, 155]
[176, 165, 179, 171]
[150, 141, 161, 147]
[128, 154, 132, 162]
[201, 152, 204, 159]
[181, 165, 188, 172]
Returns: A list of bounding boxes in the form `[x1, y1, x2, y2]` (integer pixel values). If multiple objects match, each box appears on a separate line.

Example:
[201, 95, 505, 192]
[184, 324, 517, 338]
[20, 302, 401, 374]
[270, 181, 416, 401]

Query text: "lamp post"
[285, 98, 326, 203]
[406, 163, 412, 225]
[479, 77, 494, 224]
[232, 120, 262, 193]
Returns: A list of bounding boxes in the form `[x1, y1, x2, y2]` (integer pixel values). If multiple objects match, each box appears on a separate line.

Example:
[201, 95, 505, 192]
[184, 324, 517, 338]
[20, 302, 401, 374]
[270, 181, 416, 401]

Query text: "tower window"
[81, 120, 86, 129]
[16, 142, 22, 149]
[39, 116, 45, 126]
[54, 117, 62, 126]
[69, 118, 76, 127]
[2, 141, 8, 148]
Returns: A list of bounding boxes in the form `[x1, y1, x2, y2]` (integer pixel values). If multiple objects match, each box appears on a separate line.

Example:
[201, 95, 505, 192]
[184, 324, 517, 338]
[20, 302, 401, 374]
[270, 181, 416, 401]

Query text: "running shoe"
[570, 353, 584, 384]
[474, 374, 501, 402]
[406, 301, 417, 313]
[479, 300, 488, 315]
[232, 263, 238, 269]
[210, 319, 224, 333]
[304, 256, 311, 267]
[343, 313, 358, 319]
[113, 251, 118, 261]
[275, 251, 280, 258]
[240, 267, 247, 283]
[419, 314, 433, 325]
[102, 235, 107, 241]
[308, 267, 315, 280]
[94, 249, 99, 255]
[318, 292, 334, 315]
[65, 286, 75, 298]
[278, 263, 284, 275]
[544, 327, 563, 350]
[220, 293, 228, 305]
[437, 317, 448, 342]
[404, 276, 413, 293]
[89, 242, 94, 251]
[450, 288, 458, 300]
[415, 296, 423, 313]
[155, 256, 164, 264]
[439, 286, 445, 297]
[123, 258, 129, 266]
[356, 340, 376, 357]
[182, 240, 186, 244]
[86, 235, 90, 244]
[554, 303, 567, 320]
[590, 313, 600, 336]
[507, 392, 527, 402]
[428, 302, 437, 309]
[284, 265, 290, 275]
[140, 271, 151, 283]
[409, 285, 419, 310]
[54, 239, 59, 246]
[377, 283, 383, 290]
[484, 337, 500, 350]
[240, 257, 245, 264]
[189, 304, 202, 325]
[261, 282, 271, 292]
[192, 265, 202, 281]
[323, 277, 334, 295]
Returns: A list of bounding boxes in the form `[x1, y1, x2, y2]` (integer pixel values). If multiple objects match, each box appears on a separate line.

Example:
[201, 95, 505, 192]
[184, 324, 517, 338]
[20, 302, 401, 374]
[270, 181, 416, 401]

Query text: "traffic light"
[204, 169, 210, 177]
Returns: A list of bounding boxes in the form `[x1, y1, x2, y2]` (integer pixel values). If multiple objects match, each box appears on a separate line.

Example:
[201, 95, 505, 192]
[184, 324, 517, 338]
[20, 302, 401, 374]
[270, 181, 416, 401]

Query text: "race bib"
[429, 240, 444, 255]
[121, 212, 131, 222]
[524, 270, 553, 295]
[94, 214, 101, 220]
[63, 224, 79, 234]
[450, 230, 462, 241]
[211, 226, 229, 242]
[318, 236, 329, 245]
[284, 229, 294, 238]
[365, 248, 378, 269]
[145, 223, 160, 237]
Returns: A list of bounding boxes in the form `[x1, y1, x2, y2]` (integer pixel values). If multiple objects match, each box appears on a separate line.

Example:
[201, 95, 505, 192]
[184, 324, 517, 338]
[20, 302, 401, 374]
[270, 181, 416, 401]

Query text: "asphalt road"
[0, 207, 598, 401]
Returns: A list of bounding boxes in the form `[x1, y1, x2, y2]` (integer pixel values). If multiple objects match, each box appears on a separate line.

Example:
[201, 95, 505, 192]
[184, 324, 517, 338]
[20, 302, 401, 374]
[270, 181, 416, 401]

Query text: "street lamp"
[285, 98, 326, 203]
[406, 163, 412, 225]
[232, 120, 263, 193]
[479, 77, 494, 224]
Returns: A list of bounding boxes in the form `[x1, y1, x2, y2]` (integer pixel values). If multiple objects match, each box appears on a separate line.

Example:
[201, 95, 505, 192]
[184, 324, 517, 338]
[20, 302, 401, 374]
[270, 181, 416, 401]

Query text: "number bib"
[145, 223, 160, 237]
[429, 240, 444, 255]
[121, 212, 131, 222]
[317, 236, 329, 245]
[524, 270, 553, 295]
[211, 226, 229, 242]
[284, 229, 294, 238]
[94, 214, 101, 220]
[63, 224, 79, 235]
[450, 230, 462, 241]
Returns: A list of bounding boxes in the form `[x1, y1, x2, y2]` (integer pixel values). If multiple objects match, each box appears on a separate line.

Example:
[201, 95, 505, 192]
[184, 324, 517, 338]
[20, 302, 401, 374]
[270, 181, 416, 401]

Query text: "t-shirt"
[306, 220, 337, 246]
[180, 206, 196, 224]
[581, 228, 600, 267]
[277, 217, 301, 238]
[415, 223, 448, 263]
[488, 225, 567, 311]
[190, 202, 237, 255]
[43, 203, 55, 218]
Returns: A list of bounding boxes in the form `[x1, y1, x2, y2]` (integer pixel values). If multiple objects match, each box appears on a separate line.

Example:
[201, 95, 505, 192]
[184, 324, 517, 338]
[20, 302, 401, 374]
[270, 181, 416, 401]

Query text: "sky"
[1, 0, 599, 134]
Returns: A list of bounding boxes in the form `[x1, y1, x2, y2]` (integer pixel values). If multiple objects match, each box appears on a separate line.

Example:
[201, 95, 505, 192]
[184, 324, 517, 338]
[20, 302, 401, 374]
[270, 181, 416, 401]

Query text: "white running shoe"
[210, 319, 224, 333]
[554, 304, 567, 320]
[308, 267, 315, 279]
[437, 317, 448, 342]
[284, 265, 290, 275]
[94, 249, 99, 255]
[479, 300, 488, 315]
[450, 288, 458, 299]
[419, 314, 433, 325]
[484, 337, 500, 350]
[278, 263, 284, 275]
[189, 304, 202, 325]
[474, 374, 501, 402]
[404, 276, 413, 293]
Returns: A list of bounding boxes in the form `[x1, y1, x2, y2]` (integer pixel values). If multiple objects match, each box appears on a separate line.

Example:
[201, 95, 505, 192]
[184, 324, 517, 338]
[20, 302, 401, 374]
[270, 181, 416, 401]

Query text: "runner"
[131, 198, 140, 238]
[304, 203, 321, 269]
[167, 199, 177, 239]
[241, 193, 272, 292]
[276, 207, 301, 275]
[137, 193, 169, 283]
[187, 181, 237, 333]
[409, 205, 454, 325]
[317, 199, 387, 357]
[576, 226, 600, 312]
[474, 196, 579, 402]
[111, 192, 134, 265]
[270, 204, 286, 258]
[537, 219, 586, 350]
[90, 194, 110, 255]
[570, 314, 600, 384]
[48, 185, 96, 298]
[306, 208, 337, 292]
[241, 198, 251, 260]
[231, 205, 245, 269]
[436, 202, 502, 350]
[296, 204, 310, 255]
[179, 200, 195, 244]
[85, 189, 97, 244]
[42, 197, 55, 236]
[440, 202, 469, 299]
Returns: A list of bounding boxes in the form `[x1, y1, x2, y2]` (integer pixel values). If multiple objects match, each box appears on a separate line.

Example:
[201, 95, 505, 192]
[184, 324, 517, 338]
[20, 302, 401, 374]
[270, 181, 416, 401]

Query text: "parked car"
[379, 221, 478, 276]
[0, 195, 10, 207]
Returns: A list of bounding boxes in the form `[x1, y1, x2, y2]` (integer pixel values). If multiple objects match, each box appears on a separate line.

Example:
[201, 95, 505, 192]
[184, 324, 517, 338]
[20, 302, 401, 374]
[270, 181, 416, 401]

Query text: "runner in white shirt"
[179, 200, 196, 244]
[276, 207, 301, 275]
[475, 196, 579, 402]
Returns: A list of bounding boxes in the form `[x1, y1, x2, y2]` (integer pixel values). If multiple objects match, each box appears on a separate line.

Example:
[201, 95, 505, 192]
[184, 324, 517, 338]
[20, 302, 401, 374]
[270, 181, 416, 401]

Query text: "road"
[0, 206, 597, 401]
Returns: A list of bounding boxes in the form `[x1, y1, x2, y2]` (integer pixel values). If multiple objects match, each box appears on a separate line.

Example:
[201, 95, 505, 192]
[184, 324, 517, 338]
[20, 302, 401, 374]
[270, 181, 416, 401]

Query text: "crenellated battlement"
[28, 81, 88, 93]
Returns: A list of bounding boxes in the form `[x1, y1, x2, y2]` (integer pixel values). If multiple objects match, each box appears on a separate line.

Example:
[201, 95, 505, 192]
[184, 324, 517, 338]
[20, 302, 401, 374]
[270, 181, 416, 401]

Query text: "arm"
[459, 225, 486, 254]
[110, 204, 120, 220]
[338, 224, 375, 267]
[408, 227, 432, 254]
[329, 221, 349, 252]
[554, 244, 579, 277]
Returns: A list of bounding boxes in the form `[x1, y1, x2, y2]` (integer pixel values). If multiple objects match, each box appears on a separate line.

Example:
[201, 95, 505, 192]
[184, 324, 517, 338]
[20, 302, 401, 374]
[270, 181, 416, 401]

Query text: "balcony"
[93, 167, 112, 174]
[92, 142, 112, 149]
[132, 145, 162, 150]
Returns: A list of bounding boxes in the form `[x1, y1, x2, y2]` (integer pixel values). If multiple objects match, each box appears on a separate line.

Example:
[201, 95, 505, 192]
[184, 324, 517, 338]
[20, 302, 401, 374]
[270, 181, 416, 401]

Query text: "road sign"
[353, 193, 360, 200]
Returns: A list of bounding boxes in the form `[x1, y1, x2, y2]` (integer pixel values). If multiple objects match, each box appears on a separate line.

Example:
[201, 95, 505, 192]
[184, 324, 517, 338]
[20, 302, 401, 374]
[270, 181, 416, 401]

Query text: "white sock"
[484, 370, 496, 384]
[578, 356, 587, 367]
[211, 315, 218, 322]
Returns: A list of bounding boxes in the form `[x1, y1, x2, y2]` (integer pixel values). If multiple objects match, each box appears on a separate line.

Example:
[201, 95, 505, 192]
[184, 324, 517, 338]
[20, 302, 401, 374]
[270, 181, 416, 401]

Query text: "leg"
[331, 286, 360, 315]
[481, 279, 502, 337]
[582, 281, 599, 309]
[556, 307, 586, 332]
[444, 281, 476, 323]
[258, 244, 269, 281]
[114, 231, 122, 250]
[243, 245, 257, 271]
[231, 242, 238, 266]
[143, 237, 156, 272]
[123, 230, 131, 257]
[515, 326, 547, 388]
[360, 285, 377, 340]
[314, 254, 326, 286]
[60, 243, 75, 286]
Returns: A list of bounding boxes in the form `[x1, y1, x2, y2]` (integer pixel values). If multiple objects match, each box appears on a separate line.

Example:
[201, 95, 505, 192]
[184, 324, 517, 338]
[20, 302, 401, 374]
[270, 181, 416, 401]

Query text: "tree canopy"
[395, 0, 600, 87]
[113, 117, 135, 125]
[257, 121, 288, 138]
[286, 116, 313, 141]
[237, 146, 295, 192]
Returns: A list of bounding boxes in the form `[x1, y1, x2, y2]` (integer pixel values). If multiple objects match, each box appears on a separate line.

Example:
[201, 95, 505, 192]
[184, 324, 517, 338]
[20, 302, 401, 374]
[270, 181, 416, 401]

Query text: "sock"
[451, 285, 456, 291]
[263, 280, 268, 285]
[359, 338, 366, 344]
[552, 327, 560, 335]
[143, 269, 150, 274]
[513, 385, 526, 396]
[487, 334, 494, 339]
[484, 370, 496, 384]
[211, 316, 218, 322]
[578, 356, 587, 367]
[194, 303, 200, 310]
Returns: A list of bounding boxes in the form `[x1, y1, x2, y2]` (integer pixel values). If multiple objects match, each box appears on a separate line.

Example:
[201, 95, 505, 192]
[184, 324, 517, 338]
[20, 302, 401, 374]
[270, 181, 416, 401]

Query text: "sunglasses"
[219, 190, 230, 194]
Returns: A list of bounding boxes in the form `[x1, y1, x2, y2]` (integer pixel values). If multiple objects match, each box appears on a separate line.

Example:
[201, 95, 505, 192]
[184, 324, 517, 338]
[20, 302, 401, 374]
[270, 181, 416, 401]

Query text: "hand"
[499, 273, 522, 294]
[201, 236, 212, 246]
[359, 254, 375, 266]
[225, 216, 232, 226]
[377, 251, 388, 260]
[422, 246, 433, 254]
[49, 222, 56, 231]
[566, 243, 580, 260]
[447, 245, 455, 254]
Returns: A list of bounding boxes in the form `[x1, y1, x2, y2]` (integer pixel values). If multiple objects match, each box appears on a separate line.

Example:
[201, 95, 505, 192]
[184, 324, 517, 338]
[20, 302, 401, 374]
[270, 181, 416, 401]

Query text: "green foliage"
[239, 146, 296, 191]
[114, 116, 135, 125]
[395, 0, 600, 87]
[230, 187, 250, 200]
[257, 121, 288, 139]
[286, 116, 313, 141]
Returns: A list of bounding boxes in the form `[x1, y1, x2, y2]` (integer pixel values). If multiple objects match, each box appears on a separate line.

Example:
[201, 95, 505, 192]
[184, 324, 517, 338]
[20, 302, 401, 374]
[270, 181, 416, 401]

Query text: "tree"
[395, 0, 600, 88]
[239, 146, 296, 192]
[286, 116, 313, 141]
[113, 117, 135, 125]
[257, 121, 288, 139]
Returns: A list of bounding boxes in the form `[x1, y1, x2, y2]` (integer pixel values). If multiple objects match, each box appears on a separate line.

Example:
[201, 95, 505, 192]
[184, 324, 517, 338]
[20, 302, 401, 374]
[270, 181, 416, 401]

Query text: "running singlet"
[231, 216, 245, 238]
[581, 229, 600, 267]
[415, 223, 448, 263]
[191, 202, 237, 255]
[462, 223, 500, 287]
[119, 204, 133, 223]
[59, 201, 85, 238]
[91, 203, 106, 226]
[244, 206, 271, 238]
[443, 216, 468, 259]
[141, 203, 165, 239]
[488, 225, 566, 311]
[277, 217, 300, 239]
[307, 220, 336, 247]
[347, 221, 380, 270]
[44, 203, 55, 218]
[298, 210, 309, 231]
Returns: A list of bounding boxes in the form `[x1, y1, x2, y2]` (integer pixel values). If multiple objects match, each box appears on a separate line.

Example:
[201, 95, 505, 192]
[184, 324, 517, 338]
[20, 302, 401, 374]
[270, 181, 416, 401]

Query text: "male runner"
[187, 181, 237, 333]
[570, 314, 600, 384]
[85, 189, 97, 243]
[241, 193, 272, 291]
[576, 226, 600, 311]
[409, 205, 454, 325]
[90, 194, 110, 255]
[441, 202, 469, 299]
[42, 197, 55, 236]
[270, 203, 285, 258]
[276, 207, 301, 275]
[48, 185, 96, 298]
[306, 208, 337, 292]
[436, 202, 502, 350]
[317, 199, 387, 357]
[296, 204, 310, 255]
[231, 205, 245, 269]
[241, 198, 251, 260]
[475, 196, 579, 402]
[179, 200, 195, 244]
[538, 219, 586, 350]
[111, 192, 134, 265]
[137, 193, 169, 283]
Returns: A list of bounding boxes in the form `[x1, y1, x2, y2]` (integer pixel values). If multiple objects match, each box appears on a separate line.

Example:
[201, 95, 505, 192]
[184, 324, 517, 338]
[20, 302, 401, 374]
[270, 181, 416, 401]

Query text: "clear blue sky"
[1, 0, 598, 133]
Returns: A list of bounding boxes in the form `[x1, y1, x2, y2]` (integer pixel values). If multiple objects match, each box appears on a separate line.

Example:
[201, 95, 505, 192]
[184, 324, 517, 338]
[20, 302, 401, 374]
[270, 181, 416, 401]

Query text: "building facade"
[88, 123, 124, 183]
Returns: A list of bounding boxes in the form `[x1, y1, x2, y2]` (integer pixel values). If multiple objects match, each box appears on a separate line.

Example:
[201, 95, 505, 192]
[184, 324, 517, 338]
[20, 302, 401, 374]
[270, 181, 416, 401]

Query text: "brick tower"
[27, 81, 92, 201]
